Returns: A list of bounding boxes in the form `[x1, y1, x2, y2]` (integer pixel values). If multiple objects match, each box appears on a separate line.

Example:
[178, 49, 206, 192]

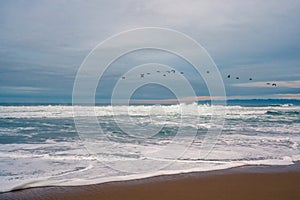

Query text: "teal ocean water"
[0, 99, 300, 192]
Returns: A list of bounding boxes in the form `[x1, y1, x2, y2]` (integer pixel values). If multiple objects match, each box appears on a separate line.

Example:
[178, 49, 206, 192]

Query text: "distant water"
[1, 99, 300, 192]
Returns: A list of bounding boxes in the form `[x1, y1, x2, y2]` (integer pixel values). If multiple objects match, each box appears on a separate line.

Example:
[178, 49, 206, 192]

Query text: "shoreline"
[2, 163, 300, 200]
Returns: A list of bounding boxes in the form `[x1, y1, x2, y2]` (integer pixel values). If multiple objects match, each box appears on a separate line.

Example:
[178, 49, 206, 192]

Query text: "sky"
[0, 0, 300, 103]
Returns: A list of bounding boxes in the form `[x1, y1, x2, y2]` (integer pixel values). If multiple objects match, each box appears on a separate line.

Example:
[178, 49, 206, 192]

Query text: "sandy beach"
[1, 165, 300, 200]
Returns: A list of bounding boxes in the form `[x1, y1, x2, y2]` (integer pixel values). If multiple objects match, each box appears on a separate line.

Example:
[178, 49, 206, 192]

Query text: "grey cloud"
[0, 0, 300, 102]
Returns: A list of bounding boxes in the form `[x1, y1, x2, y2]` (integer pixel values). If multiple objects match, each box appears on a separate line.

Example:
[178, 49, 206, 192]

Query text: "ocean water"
[0, 100, 300, 192]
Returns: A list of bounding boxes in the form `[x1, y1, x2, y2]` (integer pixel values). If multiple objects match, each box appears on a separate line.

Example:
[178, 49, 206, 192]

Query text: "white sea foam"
[0, 104, 300, 192]
[2, 156, 299, 193]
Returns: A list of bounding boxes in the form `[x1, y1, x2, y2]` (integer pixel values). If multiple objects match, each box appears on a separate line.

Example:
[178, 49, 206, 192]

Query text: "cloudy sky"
[1, 0, 300, 103]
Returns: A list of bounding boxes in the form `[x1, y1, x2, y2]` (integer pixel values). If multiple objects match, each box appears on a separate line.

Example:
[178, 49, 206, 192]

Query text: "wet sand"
[1, 165, 300, 200]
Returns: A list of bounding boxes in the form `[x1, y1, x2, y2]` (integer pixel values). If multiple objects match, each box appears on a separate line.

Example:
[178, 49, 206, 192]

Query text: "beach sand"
[1, 165, 300, 200]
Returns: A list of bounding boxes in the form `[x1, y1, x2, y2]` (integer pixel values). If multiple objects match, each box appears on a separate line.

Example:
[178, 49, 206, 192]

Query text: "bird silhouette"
[249, 78, 252, 80]
[140, 74, 144, 78]
[146, 73, 150, 75]
[227, 75, 231, 78]
[171, 69, 175, 73]
[236, 77, 239, 79]
[180, 72, 184, 74]
[163, 74, 166, 77]
[266, 83, 271, 85]
[121, 76, 125, 80]
[206, 70, 210, 74]
[272, 83, 277, 86]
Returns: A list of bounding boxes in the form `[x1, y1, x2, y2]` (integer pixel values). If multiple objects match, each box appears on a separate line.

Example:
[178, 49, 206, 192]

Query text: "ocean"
[0, 99, 300, 192]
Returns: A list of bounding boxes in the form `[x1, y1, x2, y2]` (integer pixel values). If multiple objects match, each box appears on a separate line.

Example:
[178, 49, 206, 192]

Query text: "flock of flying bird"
[121, 69, 181, 80]
[121, 69, 278, 87]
